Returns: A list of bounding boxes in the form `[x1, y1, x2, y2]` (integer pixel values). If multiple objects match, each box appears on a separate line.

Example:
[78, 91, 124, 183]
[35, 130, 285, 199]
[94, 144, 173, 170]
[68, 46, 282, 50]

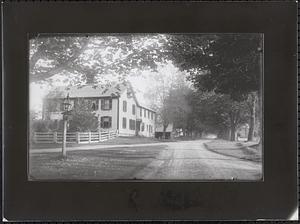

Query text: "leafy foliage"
[30, 34, 168, 84]
[187, 91, 249, 139]
[167, 34, 262, 101]
[166, 34, 262, 140]
[164, 85, 192, 131]
[31, 119, 63, 132]
[68, 99, 99, 132]
[144, 66, 191, 137]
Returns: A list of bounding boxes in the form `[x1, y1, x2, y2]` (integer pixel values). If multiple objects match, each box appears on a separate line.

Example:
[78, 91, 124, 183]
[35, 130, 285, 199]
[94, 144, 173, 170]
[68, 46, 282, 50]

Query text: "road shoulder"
[204, 140, 262, 163]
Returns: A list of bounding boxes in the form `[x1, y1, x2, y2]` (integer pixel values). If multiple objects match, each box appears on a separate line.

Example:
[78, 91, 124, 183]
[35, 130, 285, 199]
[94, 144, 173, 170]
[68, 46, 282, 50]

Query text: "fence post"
[109, 130, 111, 139]
[53, 132, 57, 143]
[76, 132, 80, 144]
[88, 131, 91, 143]
[99, 130, 102, 142]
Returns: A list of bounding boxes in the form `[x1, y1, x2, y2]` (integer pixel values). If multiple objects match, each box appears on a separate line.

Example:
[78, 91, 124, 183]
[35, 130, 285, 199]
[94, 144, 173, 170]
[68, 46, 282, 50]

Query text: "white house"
[42, 82, 156, 137]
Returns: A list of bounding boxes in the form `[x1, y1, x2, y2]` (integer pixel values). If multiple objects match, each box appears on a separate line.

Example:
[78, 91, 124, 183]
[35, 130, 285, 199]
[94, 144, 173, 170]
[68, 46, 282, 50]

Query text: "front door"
[136, 120, 141, 136]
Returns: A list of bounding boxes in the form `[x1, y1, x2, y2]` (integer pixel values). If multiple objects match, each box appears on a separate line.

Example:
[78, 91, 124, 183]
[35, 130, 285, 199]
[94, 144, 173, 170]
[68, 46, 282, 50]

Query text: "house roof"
[138, 103, 156, 113]
[155, 123, 173, 132]
[46, 82, 128, 99]
[45, 81, 156, 113]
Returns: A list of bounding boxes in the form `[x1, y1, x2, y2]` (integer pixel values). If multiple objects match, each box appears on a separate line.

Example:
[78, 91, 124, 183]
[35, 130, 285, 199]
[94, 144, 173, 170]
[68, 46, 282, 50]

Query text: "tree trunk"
[230, 125, 236, 141]
[162, 124, 168, 139]
[247, 93, 257, 141]
[247, 106, 255, 142]
[229, 111, 237, 141]
[198, 130, 203, 139]
[218, 129, 227, 140]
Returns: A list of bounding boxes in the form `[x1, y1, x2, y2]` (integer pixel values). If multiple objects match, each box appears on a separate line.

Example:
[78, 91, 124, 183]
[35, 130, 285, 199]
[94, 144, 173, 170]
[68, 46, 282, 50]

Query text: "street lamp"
[61, 93, 72, 158]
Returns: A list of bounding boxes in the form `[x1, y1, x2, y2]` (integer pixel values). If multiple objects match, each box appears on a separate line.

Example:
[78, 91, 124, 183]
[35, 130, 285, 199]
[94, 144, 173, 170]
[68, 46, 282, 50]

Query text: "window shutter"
[123, 101, 127, 112]
[101, 99, 104, 110]
[109, 117, 112, 128]
[122, 118, 126, 129]
[100, 117, 104, 128]
[109, 99, 112, 109]
[96, 100, 99, 110]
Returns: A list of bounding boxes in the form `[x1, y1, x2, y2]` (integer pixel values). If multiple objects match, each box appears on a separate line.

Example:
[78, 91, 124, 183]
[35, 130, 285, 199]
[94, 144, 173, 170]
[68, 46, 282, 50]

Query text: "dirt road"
[134, 140, 262, 180]
[30, 140, 262, 180]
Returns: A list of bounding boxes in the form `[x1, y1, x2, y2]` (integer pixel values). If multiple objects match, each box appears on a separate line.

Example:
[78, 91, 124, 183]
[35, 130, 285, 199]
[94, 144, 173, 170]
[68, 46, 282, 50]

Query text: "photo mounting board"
[2, 1, 298, 221]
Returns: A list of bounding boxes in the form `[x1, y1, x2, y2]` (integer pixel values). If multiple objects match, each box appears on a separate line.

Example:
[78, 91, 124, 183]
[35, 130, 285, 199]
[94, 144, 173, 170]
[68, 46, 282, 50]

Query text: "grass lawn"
[204, 140, 262, 162]
[30, 136, 172, 149]
[29, 145, 167, 180]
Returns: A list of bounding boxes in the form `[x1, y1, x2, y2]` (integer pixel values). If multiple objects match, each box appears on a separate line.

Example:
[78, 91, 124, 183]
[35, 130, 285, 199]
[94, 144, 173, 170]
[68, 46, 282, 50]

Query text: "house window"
[129, 119, 136, 130]
[122, 117, 126, 129]
[141, 123, 145, 132]
[101, 99, 112, 110]
[123, 100, 127, 112]
[132, 104, 136, 115]
[100, 116, 112, 129]
[140, 108, 142, 117]
[144, 109, 146, 117]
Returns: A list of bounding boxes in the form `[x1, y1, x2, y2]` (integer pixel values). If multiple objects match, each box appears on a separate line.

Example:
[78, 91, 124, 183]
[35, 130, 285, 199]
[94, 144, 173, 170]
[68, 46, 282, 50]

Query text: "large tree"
[164, 84, 192, 136]
[68, 99, 99, 132]
[144, 71, 172, 139]
[167, 34, 262, 141]
[144, 64, 191, 139]
[30, 34, 169, 84]
[188, 90, 249, 140]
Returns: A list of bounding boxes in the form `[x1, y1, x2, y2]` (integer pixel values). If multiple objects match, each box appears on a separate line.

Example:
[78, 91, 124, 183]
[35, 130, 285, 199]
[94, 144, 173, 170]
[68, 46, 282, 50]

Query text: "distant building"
[42, 82, 156, 137]
[155, 123, 174, 139]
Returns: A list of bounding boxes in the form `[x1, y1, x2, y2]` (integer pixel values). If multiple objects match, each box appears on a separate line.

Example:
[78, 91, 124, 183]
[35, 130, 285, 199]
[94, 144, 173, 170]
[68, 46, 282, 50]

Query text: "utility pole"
[62, 93, 71, 158]
[62, 118, 67, 157]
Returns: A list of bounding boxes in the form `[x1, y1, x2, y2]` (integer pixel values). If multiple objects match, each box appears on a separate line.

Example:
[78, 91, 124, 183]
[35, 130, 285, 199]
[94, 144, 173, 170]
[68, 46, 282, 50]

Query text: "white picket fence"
[32, 130, 118, 144]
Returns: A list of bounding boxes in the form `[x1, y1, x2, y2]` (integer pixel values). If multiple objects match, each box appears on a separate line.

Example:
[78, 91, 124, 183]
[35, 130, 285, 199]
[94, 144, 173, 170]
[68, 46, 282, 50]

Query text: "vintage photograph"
[29, 33, 263, 180]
